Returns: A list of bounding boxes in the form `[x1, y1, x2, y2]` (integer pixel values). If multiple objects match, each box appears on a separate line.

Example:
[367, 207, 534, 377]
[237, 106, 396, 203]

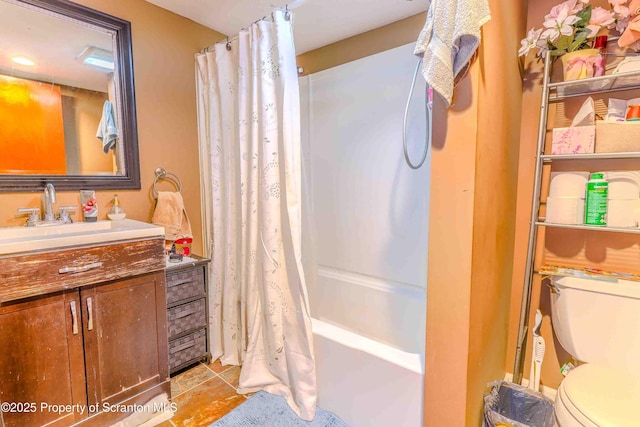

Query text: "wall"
[0, 0, 225, 256]
[465, 0, 526, 423]
[299, 2, 526, 424]
[59, 85, 110, 175]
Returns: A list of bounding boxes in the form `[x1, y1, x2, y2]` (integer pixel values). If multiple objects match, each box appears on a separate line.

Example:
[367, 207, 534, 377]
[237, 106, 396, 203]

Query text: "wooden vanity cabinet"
[82, 272, 169, 410]
[0, 238, 169, 427]
[0, 291, 87, 427]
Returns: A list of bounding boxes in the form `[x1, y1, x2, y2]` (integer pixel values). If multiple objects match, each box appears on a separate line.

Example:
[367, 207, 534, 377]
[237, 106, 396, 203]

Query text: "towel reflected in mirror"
[96, 100, 118, 153]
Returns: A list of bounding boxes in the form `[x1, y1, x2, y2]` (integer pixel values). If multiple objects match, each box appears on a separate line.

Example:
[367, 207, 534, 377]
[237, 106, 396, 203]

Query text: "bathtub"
[312, 319, 424, 427]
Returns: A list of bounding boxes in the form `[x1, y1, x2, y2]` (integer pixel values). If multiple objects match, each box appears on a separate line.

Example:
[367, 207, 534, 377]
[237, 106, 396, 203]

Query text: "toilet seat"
[555, 364, 640, 427]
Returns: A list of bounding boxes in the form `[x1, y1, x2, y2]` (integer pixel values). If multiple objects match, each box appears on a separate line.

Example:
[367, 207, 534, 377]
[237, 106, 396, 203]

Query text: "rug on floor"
[209, 391, 349, 427]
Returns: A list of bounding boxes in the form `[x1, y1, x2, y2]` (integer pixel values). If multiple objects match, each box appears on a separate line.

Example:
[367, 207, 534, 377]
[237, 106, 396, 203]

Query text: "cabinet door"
[0, 292, 87, 427]
[81, 272, 168, 409]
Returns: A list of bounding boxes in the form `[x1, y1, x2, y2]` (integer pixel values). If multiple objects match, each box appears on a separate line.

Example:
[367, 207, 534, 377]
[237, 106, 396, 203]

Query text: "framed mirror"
[0, 0, 140, 192]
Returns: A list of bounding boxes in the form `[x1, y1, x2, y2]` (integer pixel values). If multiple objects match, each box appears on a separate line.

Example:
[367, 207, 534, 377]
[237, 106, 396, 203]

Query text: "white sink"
[0, 219, 165, 255]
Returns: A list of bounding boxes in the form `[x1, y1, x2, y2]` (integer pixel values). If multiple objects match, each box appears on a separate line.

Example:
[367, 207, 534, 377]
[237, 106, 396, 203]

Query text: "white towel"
[96, 100, 118, 153]
[414, 0, 491, 107]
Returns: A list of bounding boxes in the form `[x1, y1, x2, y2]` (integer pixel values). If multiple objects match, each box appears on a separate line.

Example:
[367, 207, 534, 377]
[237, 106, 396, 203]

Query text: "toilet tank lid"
[561, 364, 640, 426]
[553, 275, 640, 299]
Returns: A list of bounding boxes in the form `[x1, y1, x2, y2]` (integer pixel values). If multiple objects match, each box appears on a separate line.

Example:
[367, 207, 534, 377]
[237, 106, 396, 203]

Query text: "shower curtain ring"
[285, 4, 291, 21]
[226, 37, 231, 51]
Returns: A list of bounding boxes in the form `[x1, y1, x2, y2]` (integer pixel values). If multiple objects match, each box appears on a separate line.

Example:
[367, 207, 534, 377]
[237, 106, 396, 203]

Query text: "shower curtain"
[195, 10, 316, 421]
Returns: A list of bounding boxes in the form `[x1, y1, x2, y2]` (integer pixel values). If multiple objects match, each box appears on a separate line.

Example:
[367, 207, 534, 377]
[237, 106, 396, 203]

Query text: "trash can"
[483, 381, 556, 427]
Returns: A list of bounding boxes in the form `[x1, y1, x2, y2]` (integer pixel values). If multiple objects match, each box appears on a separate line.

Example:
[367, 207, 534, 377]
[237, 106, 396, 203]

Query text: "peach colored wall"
[0, 0, 225, 256]
[425, 75, 477, 426]
[465, 0, 526, 423]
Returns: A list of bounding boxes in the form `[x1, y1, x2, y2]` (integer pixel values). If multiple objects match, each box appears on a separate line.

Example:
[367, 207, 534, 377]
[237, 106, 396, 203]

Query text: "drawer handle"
[70, 301, 78, 335]
[59, 262, 103, 274]
[171, 308, 198, 320]
[170, 341, 197, 353]
[87, 297, 93, 331]
[167, 279, 197, 288]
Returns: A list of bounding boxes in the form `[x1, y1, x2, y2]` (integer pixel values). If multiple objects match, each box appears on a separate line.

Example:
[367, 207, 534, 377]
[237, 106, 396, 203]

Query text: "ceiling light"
[11, 56, 35, 66]
[77, 46, 114, 71]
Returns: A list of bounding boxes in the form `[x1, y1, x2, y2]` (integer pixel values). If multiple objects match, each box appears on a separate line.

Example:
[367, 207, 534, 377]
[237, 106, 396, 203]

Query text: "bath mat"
[209, 391, 349, 427]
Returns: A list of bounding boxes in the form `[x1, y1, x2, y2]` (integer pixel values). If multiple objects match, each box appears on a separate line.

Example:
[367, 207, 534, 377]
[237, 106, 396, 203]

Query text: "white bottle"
[107, 194, 126, 220]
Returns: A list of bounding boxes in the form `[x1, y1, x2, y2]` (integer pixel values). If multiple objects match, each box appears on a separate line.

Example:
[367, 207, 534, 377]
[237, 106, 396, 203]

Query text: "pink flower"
[542, 7, 581, 42]
[609, 0, 630, 17]
[587, 7, 616, 36]
[545, 0, 582, 20]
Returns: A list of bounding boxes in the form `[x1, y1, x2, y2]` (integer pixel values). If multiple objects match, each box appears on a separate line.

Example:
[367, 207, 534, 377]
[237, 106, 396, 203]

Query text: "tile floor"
[158, 360, 247, 427]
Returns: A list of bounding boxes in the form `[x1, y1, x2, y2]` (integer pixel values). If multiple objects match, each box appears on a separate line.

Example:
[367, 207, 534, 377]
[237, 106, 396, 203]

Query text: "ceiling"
[0, 1, 113, 92]
[145, 0, 429, 54]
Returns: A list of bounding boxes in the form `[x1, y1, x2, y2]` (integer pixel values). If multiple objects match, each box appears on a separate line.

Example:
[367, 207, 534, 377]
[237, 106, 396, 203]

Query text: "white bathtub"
[312, 319, 424, 427]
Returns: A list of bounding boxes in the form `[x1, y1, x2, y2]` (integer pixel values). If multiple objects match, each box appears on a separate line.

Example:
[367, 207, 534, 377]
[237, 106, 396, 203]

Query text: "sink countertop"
[0, 219, 165, 256]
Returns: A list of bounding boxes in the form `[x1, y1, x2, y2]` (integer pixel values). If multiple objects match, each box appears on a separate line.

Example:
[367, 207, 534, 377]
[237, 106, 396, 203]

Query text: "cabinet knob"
[87, 297, 94, 331]
[70, 301, 78, 335]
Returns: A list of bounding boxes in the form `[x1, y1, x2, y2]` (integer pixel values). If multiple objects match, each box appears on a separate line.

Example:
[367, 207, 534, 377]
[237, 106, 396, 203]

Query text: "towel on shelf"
[414, 0, 491, 107]
[151, 191, 192, 243]
[96, 100, 118, 153]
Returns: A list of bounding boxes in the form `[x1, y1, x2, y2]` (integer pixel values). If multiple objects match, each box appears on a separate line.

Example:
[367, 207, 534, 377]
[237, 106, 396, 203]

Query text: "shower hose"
[402, 58, 432, 170]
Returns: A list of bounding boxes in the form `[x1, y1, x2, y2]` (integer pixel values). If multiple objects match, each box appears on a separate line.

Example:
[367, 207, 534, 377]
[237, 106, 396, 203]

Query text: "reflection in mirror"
[0, 0, 140, 191]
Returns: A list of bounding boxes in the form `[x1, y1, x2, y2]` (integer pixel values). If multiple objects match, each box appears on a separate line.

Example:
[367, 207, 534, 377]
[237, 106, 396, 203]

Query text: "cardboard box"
[551, 125, 595, 155]
[595, 122, 640, 153]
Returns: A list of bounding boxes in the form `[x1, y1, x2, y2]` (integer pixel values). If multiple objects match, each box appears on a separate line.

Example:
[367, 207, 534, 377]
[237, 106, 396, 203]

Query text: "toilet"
[550, 276, 640, 426]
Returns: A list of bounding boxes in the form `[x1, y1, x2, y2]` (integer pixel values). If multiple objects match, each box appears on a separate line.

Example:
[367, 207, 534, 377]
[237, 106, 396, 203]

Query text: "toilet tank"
[550, 276, 640, 373]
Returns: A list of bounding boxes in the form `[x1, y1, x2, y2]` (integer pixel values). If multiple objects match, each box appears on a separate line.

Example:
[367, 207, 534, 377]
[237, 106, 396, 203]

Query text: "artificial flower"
[587, 7, 616, 37]
[519, 28, 543, 56]
[609, 0, 630, 17]
[519, 0, 632, 57]
[542, 7, 581, 42]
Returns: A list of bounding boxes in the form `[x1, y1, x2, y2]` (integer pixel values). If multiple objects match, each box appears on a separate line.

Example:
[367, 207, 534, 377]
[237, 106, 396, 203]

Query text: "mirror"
[0, 0, 140, 192]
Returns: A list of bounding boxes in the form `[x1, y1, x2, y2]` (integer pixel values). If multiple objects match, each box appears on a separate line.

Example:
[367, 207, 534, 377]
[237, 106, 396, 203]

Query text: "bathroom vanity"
[0, 220, 169, 427]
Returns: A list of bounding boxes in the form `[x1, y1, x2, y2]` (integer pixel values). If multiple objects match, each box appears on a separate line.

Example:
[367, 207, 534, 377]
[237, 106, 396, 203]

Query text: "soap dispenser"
[107, 194, 126, 220]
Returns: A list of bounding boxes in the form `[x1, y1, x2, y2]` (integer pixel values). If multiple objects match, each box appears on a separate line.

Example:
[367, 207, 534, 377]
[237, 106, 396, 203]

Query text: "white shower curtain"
[195, 10, 317, 421]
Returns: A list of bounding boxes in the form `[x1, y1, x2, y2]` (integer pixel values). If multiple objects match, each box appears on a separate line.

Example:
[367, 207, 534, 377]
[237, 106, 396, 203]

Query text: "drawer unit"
[165, 255, 211, 374]
[166, 267, 205, 304]
[168, 329, 206, 372]
[168, 298, 206, 338]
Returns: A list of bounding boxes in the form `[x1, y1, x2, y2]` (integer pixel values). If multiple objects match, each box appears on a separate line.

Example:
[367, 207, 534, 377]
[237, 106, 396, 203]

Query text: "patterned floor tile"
[205, 358, 238, 375]
[171, 376, 245, 426]
[219, 365, 241, 389]
[171, 363, 216, 397]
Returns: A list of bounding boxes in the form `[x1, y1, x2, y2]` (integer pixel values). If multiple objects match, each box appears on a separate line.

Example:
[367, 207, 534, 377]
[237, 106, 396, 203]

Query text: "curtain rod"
[201, 4, 292, 53]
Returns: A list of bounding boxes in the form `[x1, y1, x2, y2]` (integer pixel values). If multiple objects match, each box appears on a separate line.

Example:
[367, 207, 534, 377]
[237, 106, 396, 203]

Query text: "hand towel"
[414, 0, 491, 107]
[151, 191, 192, 242]
[96, 100, 118, 153]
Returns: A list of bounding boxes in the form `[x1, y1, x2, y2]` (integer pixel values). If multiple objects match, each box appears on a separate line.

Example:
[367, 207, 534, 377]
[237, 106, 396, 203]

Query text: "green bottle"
[584, 173, 608, 226]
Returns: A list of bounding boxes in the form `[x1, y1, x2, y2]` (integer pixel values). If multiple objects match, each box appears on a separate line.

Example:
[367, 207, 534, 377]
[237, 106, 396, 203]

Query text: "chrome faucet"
[43, 183, 57, 222]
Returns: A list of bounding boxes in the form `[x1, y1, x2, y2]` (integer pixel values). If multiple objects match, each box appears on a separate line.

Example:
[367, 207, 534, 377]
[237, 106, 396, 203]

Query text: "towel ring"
[152, 167, 182, 199]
